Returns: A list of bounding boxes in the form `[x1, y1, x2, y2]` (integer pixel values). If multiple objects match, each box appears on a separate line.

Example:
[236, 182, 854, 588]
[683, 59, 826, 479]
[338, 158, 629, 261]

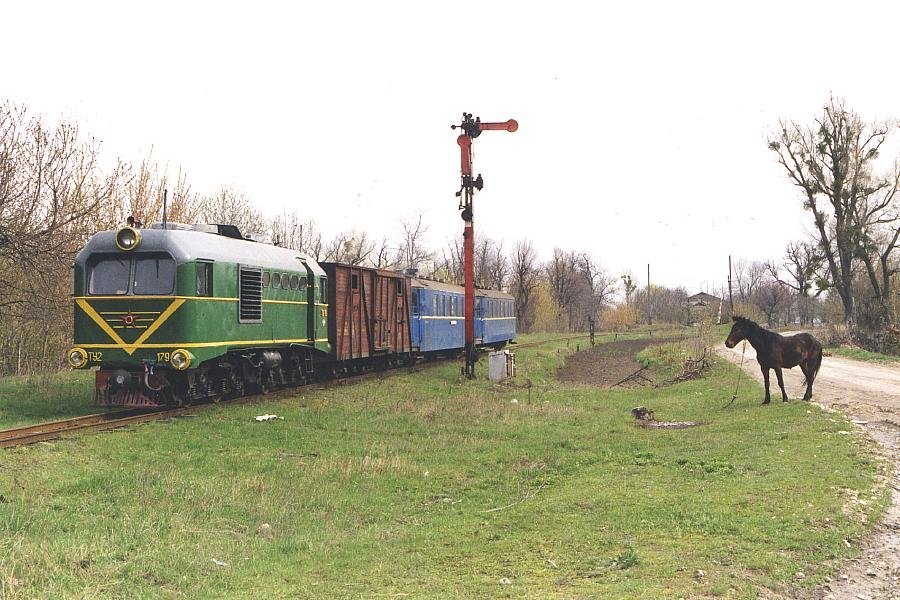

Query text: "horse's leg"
[761, 367, 771, 404]
[774, 367, 788, 402]
[799, 361, 812, 401]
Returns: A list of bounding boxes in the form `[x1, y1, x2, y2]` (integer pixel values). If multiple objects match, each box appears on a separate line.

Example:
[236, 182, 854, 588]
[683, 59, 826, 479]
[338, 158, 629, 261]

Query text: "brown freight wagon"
[321, 263, 412, 363]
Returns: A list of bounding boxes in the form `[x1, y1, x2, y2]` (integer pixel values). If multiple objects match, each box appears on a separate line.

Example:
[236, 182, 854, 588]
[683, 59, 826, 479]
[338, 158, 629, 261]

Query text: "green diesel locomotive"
[70, 223, 330, 406]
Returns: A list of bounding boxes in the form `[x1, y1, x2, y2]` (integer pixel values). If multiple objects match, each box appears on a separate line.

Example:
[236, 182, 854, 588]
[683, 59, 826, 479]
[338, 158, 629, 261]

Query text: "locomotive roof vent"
[147, 222, 245, 240]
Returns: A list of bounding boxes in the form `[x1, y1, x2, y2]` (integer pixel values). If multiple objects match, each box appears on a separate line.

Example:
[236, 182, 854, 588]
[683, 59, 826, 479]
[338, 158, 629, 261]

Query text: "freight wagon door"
[373, 275, 390, 351]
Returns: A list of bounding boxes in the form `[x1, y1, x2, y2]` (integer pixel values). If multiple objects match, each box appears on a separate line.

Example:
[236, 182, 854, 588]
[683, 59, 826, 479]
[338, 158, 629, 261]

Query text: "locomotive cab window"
[319, 278, 327, 303]
[87, 253, 175, 296]
[196, 262, 213, 297]
[133, 255, 176, 295]
[87, 255, 130, 295]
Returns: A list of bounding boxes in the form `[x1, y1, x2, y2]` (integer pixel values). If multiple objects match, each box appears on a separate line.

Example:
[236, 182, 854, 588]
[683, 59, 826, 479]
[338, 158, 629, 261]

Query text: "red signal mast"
[451, 113, 518, 379]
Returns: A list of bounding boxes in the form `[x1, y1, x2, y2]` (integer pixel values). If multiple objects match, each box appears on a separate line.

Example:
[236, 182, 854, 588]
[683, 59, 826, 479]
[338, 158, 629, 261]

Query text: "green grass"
[0, 371, 97, 429]
[825, 345, 900, 364]
[0, 335, 889, 599]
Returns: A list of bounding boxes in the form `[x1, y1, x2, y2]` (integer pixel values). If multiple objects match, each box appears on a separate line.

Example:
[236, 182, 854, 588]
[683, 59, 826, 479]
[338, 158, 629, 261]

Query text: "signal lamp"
[170, 349, 193, 371]
[68, 347, 88, 369]
[115, 227, 141, 251]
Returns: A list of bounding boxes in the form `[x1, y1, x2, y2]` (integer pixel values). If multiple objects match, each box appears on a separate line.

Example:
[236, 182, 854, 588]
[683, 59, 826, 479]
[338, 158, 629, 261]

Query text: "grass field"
[0, 333, 888, 599]
[825, 345, 900, 364]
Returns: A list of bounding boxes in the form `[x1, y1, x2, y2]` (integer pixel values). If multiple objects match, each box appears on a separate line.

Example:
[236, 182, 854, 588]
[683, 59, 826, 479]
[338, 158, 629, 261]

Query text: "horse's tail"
[802, 343, 823, 387]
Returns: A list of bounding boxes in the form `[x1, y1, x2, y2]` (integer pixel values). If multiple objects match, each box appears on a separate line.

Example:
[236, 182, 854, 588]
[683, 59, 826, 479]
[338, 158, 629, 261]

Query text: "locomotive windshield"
[87, 253, 175, 295]
[88, 256, 130, 295]
[133, 256, 176, 295]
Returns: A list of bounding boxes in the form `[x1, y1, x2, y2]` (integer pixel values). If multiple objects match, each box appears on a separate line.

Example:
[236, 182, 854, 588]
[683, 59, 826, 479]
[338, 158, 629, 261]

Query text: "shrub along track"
[0, 335, 590, 449]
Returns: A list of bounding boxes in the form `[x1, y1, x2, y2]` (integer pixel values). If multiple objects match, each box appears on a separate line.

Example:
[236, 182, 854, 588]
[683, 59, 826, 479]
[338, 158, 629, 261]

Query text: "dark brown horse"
[724, 316, 823, 404]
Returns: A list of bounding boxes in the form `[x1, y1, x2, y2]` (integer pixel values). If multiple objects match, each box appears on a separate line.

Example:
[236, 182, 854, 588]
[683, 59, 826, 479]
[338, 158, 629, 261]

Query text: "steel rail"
[0, 408, 191, 448]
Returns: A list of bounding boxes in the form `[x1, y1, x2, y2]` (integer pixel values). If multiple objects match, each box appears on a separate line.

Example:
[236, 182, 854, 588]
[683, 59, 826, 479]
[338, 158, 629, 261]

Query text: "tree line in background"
[0, 97, 897, 376]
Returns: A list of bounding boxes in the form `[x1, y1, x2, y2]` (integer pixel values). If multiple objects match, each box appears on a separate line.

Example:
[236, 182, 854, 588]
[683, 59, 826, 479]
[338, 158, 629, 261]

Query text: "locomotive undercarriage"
[96, 346, 320, 408]
[95, 347, 414, 408]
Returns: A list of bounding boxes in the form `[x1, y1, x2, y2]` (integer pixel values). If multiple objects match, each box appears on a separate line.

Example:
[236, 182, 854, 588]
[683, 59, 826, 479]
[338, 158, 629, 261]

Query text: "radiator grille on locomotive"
[239, 266, 263, 323]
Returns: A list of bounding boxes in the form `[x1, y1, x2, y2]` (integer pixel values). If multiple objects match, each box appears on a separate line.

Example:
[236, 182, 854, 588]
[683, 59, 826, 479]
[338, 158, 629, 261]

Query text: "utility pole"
[727, 255, 734, 314]
[646, 263, 652, 326]
[452, 113, 517, 379]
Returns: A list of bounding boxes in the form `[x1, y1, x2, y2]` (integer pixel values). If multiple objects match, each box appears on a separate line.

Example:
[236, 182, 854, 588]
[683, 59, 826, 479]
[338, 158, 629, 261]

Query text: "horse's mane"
[733, 315, 775, 337]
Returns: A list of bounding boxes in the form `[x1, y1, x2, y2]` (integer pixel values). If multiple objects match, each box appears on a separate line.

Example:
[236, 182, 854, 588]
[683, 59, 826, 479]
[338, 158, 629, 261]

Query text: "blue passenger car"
[410, 278, 465, 354]
[475, 289, 517, 347]
[410, 278, 516, 354]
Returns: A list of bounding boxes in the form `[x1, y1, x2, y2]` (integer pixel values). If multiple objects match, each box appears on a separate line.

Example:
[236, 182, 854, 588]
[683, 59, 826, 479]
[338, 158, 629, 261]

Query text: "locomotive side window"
[262, 271, 270, 287]
[272, 273, 282, 289]
[133, 255, 176, 295]
[319, 278, 328, 303]
[196, 262, 213, 297]
[300, 276, 307, 289]
[88, 256, 130, 295]
[290, 275, 300, 290]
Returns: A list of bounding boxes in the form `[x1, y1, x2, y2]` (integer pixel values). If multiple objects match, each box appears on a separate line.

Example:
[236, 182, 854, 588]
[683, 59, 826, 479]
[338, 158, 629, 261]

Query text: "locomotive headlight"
[68, 347, 88, 368]
[115, 226, 141, 251]
[170, 349, 192, 371]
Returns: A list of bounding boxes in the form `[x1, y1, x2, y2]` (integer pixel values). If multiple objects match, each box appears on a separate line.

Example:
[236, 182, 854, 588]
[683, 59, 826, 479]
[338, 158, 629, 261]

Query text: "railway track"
[0, 407, 192, 449]
[0, 335, 593, 449]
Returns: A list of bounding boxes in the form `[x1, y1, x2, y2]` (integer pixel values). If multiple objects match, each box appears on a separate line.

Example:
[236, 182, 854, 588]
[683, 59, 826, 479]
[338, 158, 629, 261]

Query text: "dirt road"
[718, 342, 900, 600]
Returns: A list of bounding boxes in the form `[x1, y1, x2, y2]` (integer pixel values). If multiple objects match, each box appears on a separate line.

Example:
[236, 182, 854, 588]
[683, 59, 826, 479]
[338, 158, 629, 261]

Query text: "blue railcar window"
[133, 256, 176, 295]
[88, 256, 130, 295]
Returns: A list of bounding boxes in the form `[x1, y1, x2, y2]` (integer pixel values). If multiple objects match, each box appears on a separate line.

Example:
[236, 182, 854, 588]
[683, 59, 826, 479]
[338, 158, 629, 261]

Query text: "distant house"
[686, 292, 727, 324]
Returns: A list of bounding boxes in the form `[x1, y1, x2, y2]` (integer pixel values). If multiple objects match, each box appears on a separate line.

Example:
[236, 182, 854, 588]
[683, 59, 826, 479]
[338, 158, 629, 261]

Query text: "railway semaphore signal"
[451, 113, 518, 379]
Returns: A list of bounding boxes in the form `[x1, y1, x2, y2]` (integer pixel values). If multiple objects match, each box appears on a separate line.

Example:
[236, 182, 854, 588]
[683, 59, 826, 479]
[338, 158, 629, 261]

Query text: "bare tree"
[768, 96, 900, 326]
[323, 229, 375, 265]
[371, 237, 395, 269]
[509, 239, 540, 332]
[198, 185, 266, 235]
[732, 258, 767, 301]
[395, 213, 433, 272]
[546, 248, 581, 331]
[621, 272, 638, 306]
[752, 280, 793, 327]
[109, 152, 200, 228]
[270, 210, 323, 258]
[767, 240, 824, 324]
[0, 102, 125, 314]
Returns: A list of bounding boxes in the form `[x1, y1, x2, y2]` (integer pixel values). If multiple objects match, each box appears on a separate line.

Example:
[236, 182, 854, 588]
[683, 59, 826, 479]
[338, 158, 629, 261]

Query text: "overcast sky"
[5, 0, 900, 293]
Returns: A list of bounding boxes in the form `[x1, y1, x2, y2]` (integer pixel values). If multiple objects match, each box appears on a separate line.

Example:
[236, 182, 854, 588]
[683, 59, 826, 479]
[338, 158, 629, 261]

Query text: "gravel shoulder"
[717, 342, 900, 600]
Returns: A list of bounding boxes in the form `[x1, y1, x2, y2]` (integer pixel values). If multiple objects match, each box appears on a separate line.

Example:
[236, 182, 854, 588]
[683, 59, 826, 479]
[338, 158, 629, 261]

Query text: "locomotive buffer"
[451, 113, 517, 379]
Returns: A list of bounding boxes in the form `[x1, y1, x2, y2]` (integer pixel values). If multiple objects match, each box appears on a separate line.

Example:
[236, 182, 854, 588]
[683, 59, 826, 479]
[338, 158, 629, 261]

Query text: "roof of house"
[687, 292, 721, 305]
